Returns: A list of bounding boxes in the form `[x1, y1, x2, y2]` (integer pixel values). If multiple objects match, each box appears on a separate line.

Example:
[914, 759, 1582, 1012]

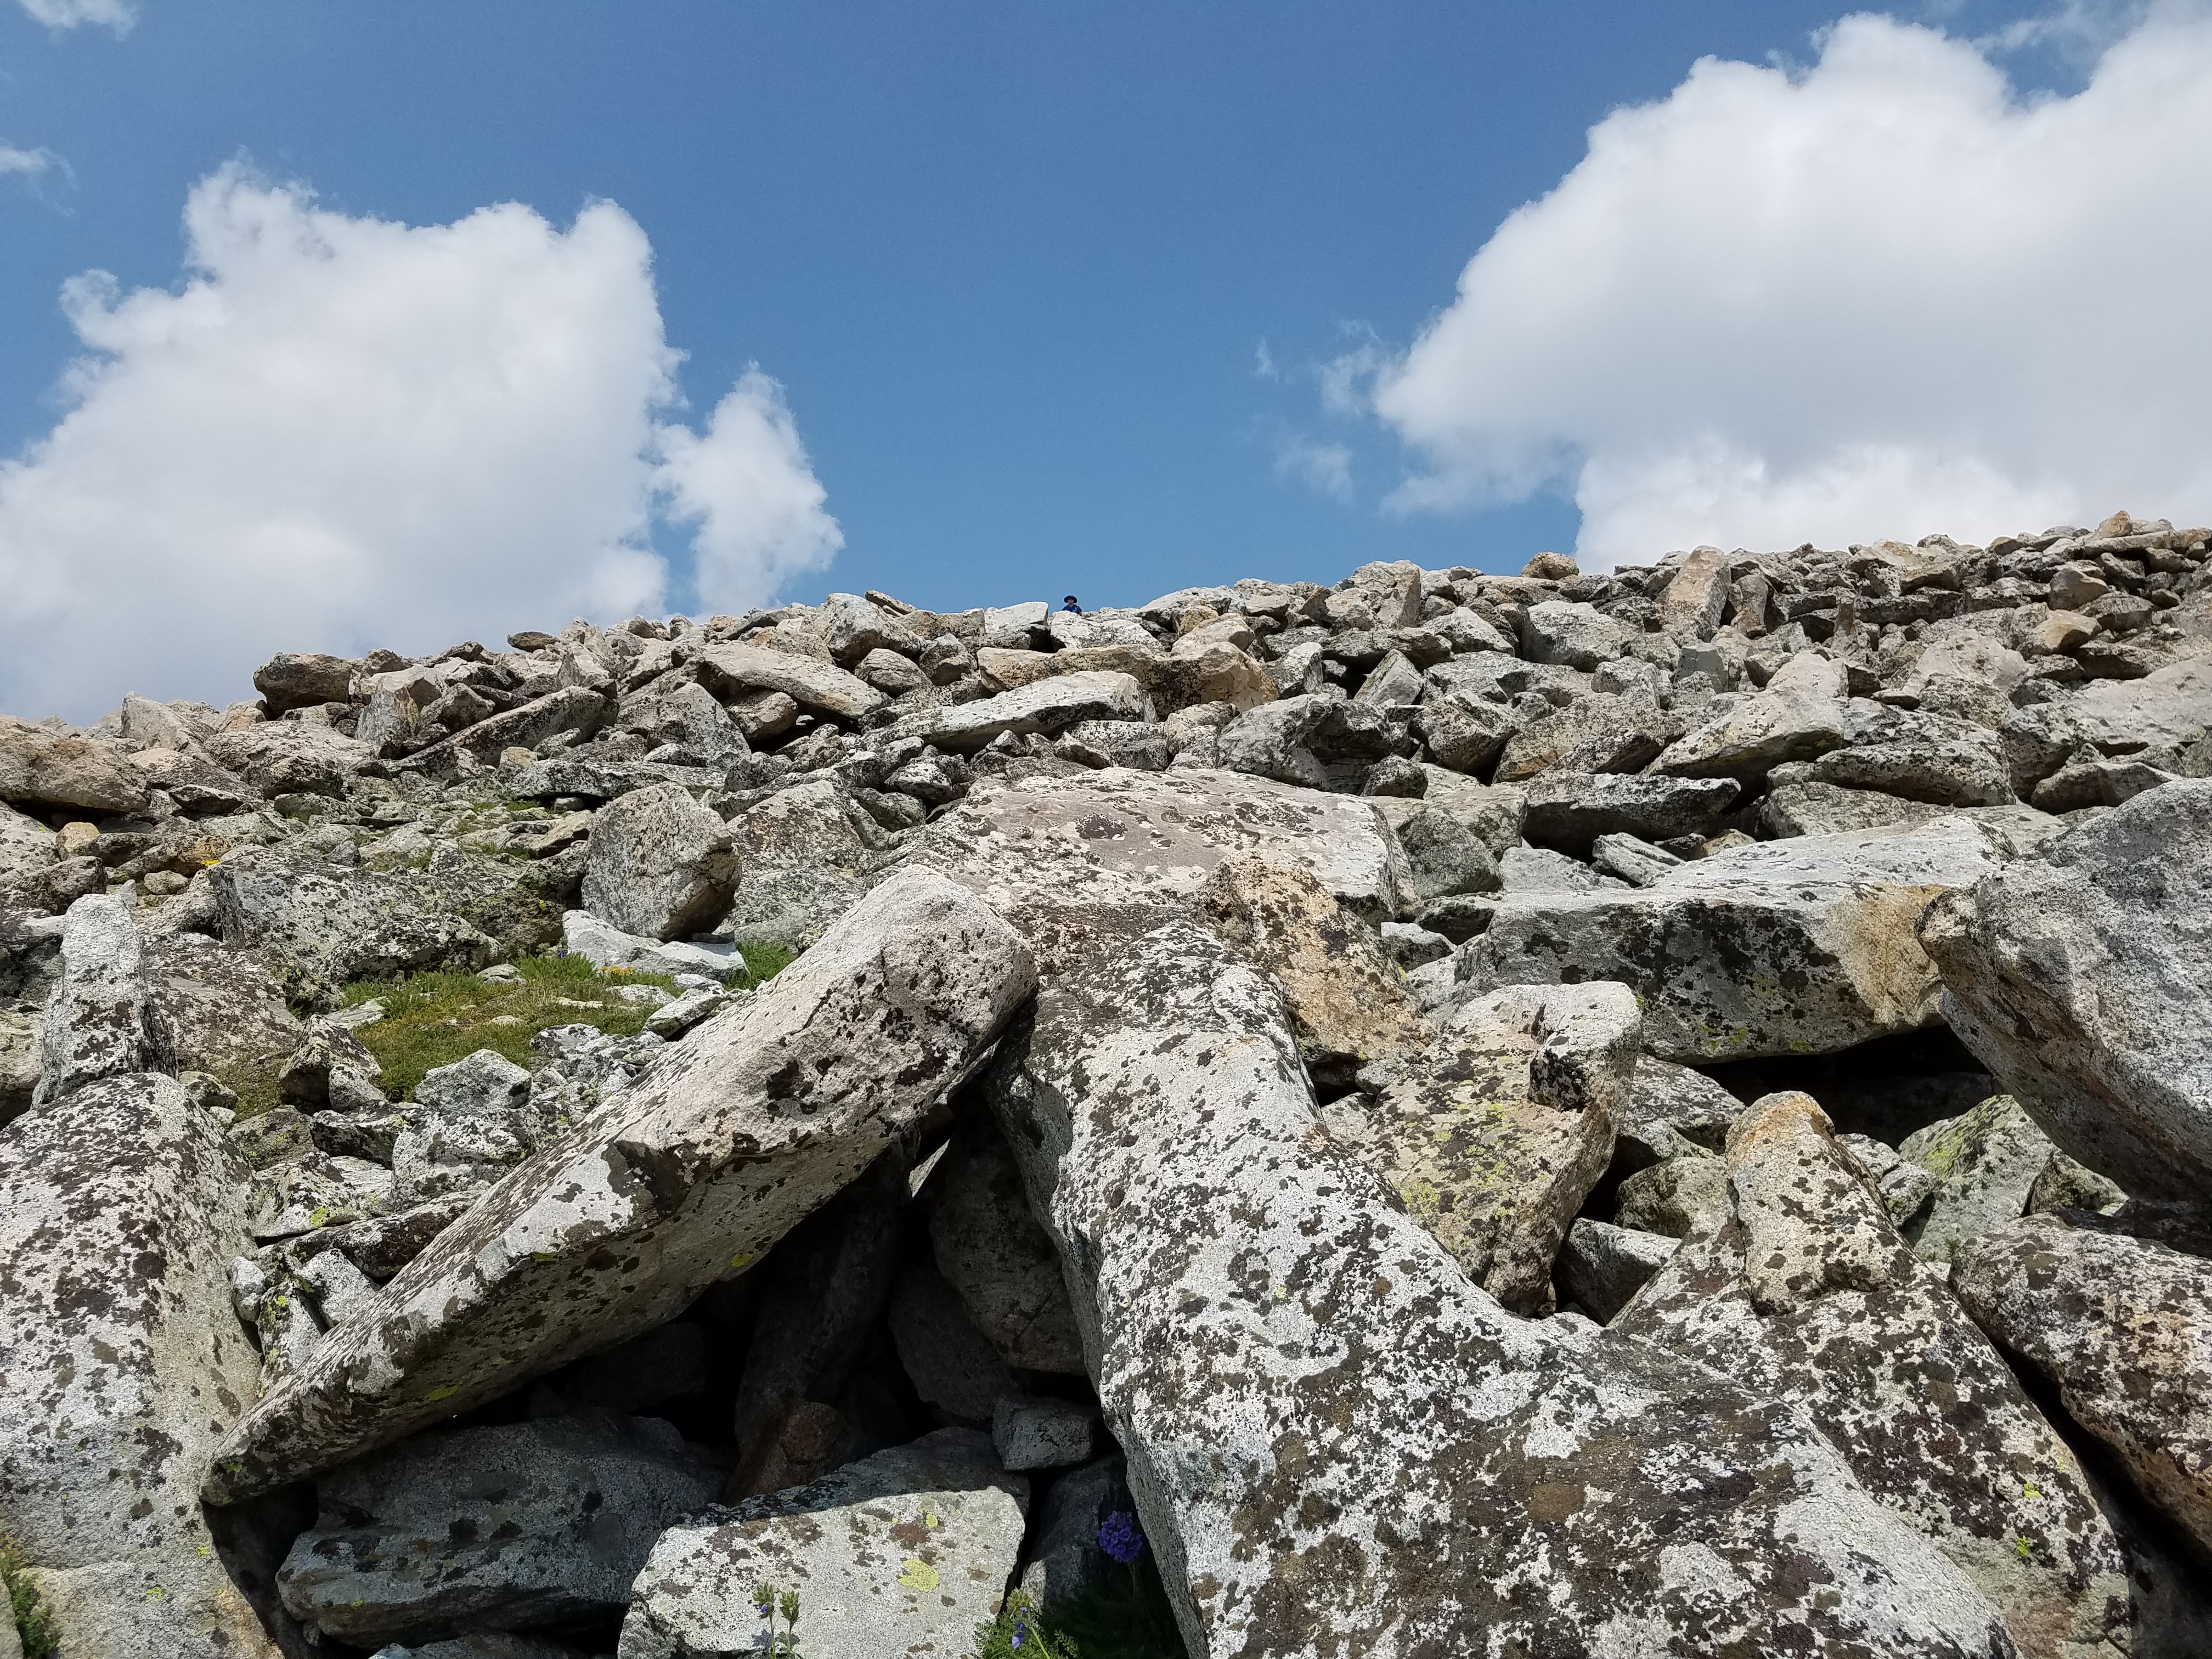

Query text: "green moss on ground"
[338, 945, 792, 1102]
[2, 1533, 58, 1658]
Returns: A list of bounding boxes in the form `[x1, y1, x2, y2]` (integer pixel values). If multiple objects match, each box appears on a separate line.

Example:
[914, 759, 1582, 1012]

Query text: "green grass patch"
[736, 940, 795, 983]
[2, 1534, 58, 1659]
[340, 953, 680, 1102]
[973, 1564, 1185, 1659]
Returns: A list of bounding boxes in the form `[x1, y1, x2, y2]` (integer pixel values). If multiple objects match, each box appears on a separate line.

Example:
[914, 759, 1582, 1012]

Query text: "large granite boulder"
[688, 640, 889, 721]
[918, 670, 1153, 753]
[581, 781, 739, 941]
[1953, 1213, 2212, 1559]
[1613, 1093, 2132, 1658]
[983, 915, 2013, 1656]
[920, 1115, 1085, 1374]
[1920, 780, 2212, 1207]
[203, 867, 1034, 1504]
[0, 713, 151, 813]
[0, 1072, 279, 1658]
[276, 1413, 725, 1647]
[619, 1430, 1028, 1659]
[33, 891, 172, 1107]
[1463, 816, 2003, 1062]
[205, 722, 375, 797]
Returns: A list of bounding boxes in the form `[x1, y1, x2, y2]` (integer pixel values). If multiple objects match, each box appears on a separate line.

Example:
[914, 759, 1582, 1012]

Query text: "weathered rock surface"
[1359, 980, 1638, 1313]
[581, 780, 739, 941]
[1556, 1218, 1677, 1321]
[1895, 1093, 2057, 1262]
[618, 1429, 1028, 1659]
[0, 712, 151, 812]
[1921, 779, 2212, 1207]
[33, 890, 172, 1106]
[919, 669, 1152, 752]
[0, 1073, 278, 1658]
[276, 1412, 725, 1646]
[204, 867, 1034, 1504]
[1613, 1093, 2132, 1658]
[921, 1114, 1085, 1374]
[207, 722, 377, 796]
[1953, 1212, 2212, 1558]
[689, 639, 890, 721]
[986, 915, 2014, 1657]
[1465, 815, 2002, 1061]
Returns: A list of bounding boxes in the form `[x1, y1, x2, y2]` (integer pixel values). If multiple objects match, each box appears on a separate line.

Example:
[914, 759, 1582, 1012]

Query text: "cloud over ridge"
[0, 167, 839, 719]
[1368, 7, 2212, 565]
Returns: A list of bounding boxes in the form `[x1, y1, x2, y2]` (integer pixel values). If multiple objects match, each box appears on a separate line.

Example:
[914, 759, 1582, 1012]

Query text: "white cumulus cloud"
[0, 167, 839, 719]
[1367, 7, 2212, 566]
[15, 0, 133, 33]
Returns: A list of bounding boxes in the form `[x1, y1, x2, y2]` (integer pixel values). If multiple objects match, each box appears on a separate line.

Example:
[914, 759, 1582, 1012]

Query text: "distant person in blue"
[1062, 595, 1082, 614]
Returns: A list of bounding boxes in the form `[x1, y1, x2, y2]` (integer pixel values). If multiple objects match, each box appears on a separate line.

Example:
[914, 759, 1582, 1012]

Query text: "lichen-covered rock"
[1359, 980, 1638, 1313]
[33, 890, 173, 1107]
[0, 1072, 279, 1659]
[1556, 1218, 1677, 1321]
[1895, 1094, 2057, 1263]
[907, 765, 1413, 933]
[206, 721, 374, 796]
[582, 780, 739, 941]
[888, 1255, 1020, 1422]
[0, 712, 152, 812]
[917, 669, 1153, 752]
[1613, 1092, 2132, 1658]
[1952, 1212, 2212, 1558]
[1615, 1054, 1739, 1168]
[204, 867, 1035, 1504]
[921, 1115, 1085, 1374]
[1920, 779, 2212, 1208]
[147, 933, 307, 1084]
[1465, 816, 2002, 1062]
[253, 650, 356, 713]
[1520, 771, 1741, 856]
[1651, 650, 1850, 782]
[689, 639, 890, 721]
[276, 1412, 725, 1646]
[719, 777, 877, 951]
[986, 916, 2013, 1657]
[1195, 849, 1429, 1091]
[618, 1429, 1028, 1659]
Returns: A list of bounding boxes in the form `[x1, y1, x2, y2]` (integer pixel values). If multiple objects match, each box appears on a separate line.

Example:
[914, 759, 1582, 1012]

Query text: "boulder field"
[5, 516, 2212, 1657]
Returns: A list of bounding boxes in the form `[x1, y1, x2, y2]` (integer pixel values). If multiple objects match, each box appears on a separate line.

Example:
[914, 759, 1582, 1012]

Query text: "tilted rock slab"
[985, 915, 2013, 1658]
[1919, 779, 2212, 1207]
[0, 1073, 279, 1658]
[202, 866, 1035, 1504]
[619, 1429, 1028, 1659]
[33, 890, 172, 1107]
[1612, 1093, 2132, 1659]
[688, 639, 889, 721]
[1464, 815, 2002, 1062]
[1953, 1213, 2212, 1559]
[915, 668, 1153, 753]
[1361, 981, 1638, 1314]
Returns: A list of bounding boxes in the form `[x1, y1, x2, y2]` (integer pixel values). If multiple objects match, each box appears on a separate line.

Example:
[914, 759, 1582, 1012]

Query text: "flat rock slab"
[1463, 816, 2002, 1062]
[1920, 778, 2212, 1206]
[916, 669, 1153, 753]
[277, 1412, 726, 1646]
[618, 1429, 1027, 1659]
[0, 1073, 279, 1658]
[0, 713, 151, 813]
[203, 867, 1034, 1504]
[1953, 1212, 2212, 1559]
[689, 640, 889, 721]
[1613, 1093, 2131, 1658]
[985, 915, 2013, 1657]
[907, 764, 1413, 929]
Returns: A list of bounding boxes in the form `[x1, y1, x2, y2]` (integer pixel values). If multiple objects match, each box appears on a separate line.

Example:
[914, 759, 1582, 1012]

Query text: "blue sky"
[3, 1, 2205, 714]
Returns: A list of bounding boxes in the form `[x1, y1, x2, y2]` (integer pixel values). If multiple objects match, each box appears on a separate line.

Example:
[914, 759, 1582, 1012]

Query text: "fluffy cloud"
[0, 167, 838, 719]
[1367, 8, 2212, 566]
[15, 0, 133, 32]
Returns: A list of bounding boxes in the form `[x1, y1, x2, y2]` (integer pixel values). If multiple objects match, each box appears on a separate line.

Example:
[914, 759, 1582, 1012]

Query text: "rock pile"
[4, 510, 2212, 1657]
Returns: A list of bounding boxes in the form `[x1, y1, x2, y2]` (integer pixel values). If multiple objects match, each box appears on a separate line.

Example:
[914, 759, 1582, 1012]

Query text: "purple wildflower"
[1097, 1509, 1146, 1565]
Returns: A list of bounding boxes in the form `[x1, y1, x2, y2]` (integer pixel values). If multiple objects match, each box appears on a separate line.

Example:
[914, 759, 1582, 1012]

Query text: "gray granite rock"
[1895, 1093, 2056, 1263]
[582, 780, 740, 941]
[33, 890, 172, 1107]
[921, 1115, 1085, 1374]
[1555, 1218, 1678, 1322]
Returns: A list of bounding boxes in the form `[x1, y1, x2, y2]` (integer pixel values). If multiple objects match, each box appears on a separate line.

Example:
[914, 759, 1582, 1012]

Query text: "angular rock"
[991, 1397, 1096, 1471]
[582, 781, 739, 941]
[0, 1072, 278, 1658]
[204, 867, 1034, 1503]
[1386, 802, 1499, 902]
[919, 670, 1152, 753]
[34, 891, 172, 1107]
[1015, 1454, 1125, 1618]
[1521, 771, 1740, 856]
[1195, 850, 1428, 1090]
[985, 916, 2012, 1656]
[719, 777, 876, 951]
[254, 651, 356, 714]
[1920, 780, 2212, 1207]
[1651, 651, 1850, 782]
[277, 1412, 723, 1646]
[619, 1429, 1028, 1659]
[1613, 1155, 1731, 1240]
[399, 688, 612, 781]
[908, 764, 1413, 931]
[1612, 1092, 2131, 1659]
[1615, 1054, 1739, 1168]
[1520, 600, 1631, 669]
[921, 1115, 1085, 1374]
[1415, 689, 1514, 774]
[1658, 545, 1732, 637]
[889, 1255, 1021, 1421]
[1493, 692, 1678, 782]
[1556, 1218, 1678, 1321]
[0, 713, 151, 814]
[689, 640, 890, 721]
[206, 721, 375, 796]
[1952, 1212, 2212, 1558]
[820, 590, 926, 666]
[1361, 981, 1637, 1313]
[147, 934, 307, 1085]
[1895, 1093, 2056, 1263]
[560, 910, 746, 983]
[0, 799, 55, 890]
[1466, 816, 2002, 1062]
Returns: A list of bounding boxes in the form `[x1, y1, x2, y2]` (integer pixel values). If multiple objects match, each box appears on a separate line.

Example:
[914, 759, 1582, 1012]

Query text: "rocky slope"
[4, 510, 2212, 1657]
